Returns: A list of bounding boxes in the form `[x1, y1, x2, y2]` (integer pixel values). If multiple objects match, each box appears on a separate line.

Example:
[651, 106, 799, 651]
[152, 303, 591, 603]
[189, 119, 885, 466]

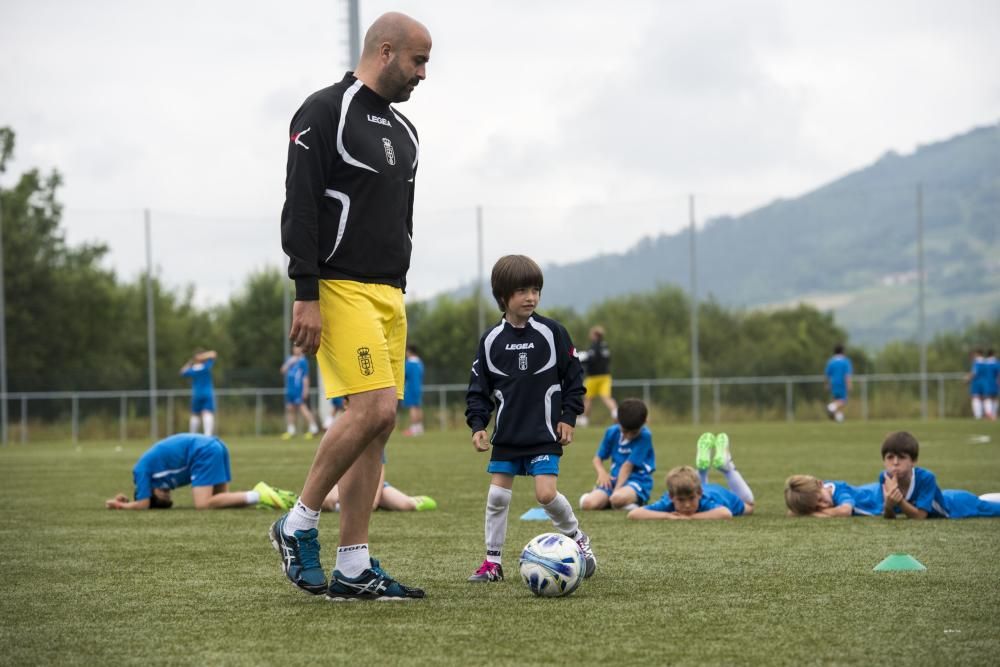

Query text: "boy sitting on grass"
[784, 476, 882, 517]
[579, 398, 655, 511]
[879, 431, 1000, 519]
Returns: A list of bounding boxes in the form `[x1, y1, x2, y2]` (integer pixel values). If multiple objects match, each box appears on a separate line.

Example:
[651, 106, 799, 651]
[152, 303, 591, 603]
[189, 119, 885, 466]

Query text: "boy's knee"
[580, 493, 602, 511]
[536, 489, 557, 506]
[609, 490, 633, 509]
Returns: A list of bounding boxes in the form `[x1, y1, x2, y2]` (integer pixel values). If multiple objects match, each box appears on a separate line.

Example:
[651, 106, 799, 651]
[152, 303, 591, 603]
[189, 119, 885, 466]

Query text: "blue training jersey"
[595, 424, 656, 483]
[285, 356, 309, 396]
[824, 480, 882, 516]
[878, 466, 948, 518]
[825, 354, 852, 394]
[182, 358, 215, 397]
[646, 483, 746, 517]
[984, 356, 999, 396]
[132, 434, 221, 501]
[405, 356, 424, 392]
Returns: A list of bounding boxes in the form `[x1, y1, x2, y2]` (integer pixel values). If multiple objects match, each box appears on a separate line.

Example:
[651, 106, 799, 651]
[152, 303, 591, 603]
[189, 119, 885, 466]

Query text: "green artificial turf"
[1, 420, 998, 666]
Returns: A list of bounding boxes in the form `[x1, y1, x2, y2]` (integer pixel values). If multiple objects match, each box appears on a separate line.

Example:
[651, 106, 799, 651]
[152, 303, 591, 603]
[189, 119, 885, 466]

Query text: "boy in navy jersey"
[579, 398, 655, 511]
[465, 255, 595, 583]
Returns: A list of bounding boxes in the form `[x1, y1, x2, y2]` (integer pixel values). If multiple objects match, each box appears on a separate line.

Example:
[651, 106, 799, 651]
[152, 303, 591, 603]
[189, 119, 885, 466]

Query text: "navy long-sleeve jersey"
[281, 72, 419, 300]
[465, 313, 585, 461]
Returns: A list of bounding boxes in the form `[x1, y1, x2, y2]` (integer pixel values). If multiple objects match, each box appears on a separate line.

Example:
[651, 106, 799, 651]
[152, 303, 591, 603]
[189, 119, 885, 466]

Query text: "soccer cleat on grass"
[304, 432, 315, 440]
[412, 495, 437, 511]
[467, 560, 504, 582]
[280, 432, 294, 441]
[574, 531, 597, 578]
[268, 515, 327, 595]
[696, 432, 715, 470]
[712, 433, 731, 470]
[327, 558, 425, 601]
[255, 481, 294, 510]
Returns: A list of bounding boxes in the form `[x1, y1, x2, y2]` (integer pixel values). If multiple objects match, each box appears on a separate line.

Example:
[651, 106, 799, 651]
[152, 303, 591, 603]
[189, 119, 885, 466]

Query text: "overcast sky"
[3, 0, 998, 306]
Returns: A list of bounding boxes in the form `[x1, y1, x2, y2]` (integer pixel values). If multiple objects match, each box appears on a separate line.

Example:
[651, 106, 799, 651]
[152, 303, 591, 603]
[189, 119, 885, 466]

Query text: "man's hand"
[289, 300, 323, 355]
[472, 430, 490, 452]
[557, 422, 574, 446]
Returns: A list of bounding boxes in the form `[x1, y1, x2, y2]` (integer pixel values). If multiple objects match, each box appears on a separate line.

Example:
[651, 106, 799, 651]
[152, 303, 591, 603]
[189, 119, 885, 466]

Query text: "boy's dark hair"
[490, 255, 543, 312]
[880, 431, 919, 461]
[833, 344, 845, 355]
[147, 489, 174, 510]
[617, 398, 648, 432]
[988, 348, 996, 356]
[407, 343, 420, 356]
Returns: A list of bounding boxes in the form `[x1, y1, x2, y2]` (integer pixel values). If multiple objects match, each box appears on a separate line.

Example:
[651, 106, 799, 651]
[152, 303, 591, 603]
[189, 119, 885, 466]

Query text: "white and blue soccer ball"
[519, 532, 586, 597]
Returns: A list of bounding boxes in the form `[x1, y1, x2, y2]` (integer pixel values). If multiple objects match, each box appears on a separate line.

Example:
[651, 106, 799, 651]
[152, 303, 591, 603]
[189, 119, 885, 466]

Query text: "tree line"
[2, 126, 996, 396]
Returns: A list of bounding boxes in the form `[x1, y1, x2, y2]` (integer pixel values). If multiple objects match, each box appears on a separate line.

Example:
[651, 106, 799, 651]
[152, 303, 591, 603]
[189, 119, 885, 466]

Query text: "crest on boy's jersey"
[382, 138, 396, 165]
[518, 352, 528, 371]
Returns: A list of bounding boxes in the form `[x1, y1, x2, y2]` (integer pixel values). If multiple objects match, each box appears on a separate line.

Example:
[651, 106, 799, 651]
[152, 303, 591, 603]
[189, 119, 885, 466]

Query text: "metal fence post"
[166, 394, 174, 436]
[861, 377, 869, 421]
[71, 394, 79, 444]
[785, 381, 794, 422]
[937, 375, 945, 420]
[20, 396, 27, 443]
[438, 386, 447, 432]
[255, 391, 263, 437]
[120, 394, 127, 441]
[713, 380, 720, 424]
[642, 381, 650, 407]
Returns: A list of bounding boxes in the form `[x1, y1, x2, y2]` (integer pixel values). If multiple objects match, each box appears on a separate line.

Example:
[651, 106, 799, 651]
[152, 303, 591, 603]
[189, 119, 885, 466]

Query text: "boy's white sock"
[245, 491, 260, 505]
[308, 421, 319, 434]
[826, 402, 838, 413]
[835, 412, 844, 423]
[720, 465, 755, 504]
[987, 399, 998, 419]
[202, 412, 215, 436]
[971, 397, 983, 419]
[189, 415, 200, 433]
[542, 493, 580, 536]
[485, 484, 512, 563]
[283, 500, 321, 536]
[336, 544, 370, 579]
[286, 424, 296, 435]
[979, 493, 1000, 504]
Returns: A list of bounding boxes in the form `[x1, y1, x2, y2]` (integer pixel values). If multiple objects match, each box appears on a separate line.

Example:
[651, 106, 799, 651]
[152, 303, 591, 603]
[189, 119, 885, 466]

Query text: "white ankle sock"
[189, 415, 200, 432]
[336, 544, 370, 578]
[202, 412, 215, 436]
[245, 491, 260, 505]
[283, 500, 320, 536]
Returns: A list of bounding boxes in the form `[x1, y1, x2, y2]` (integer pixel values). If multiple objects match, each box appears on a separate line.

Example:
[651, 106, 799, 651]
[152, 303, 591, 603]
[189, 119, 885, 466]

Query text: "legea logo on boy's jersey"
[519, 352, 528, 371]
[291, 127, 311, 149]
[382, 138, 396, 165]
[367, 114, 392, 127]
[357, 347, 375, 376]
[505, 343, 535, 350]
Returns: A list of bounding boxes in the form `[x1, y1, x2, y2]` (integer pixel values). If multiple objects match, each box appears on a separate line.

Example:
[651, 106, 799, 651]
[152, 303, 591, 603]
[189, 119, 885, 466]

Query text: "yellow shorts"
[584, 374, 612, 399]
[316, 280, 406, 399]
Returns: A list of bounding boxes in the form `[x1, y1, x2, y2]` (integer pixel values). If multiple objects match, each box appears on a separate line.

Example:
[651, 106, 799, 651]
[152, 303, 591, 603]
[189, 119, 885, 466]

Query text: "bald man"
[274, 12, 431, 601]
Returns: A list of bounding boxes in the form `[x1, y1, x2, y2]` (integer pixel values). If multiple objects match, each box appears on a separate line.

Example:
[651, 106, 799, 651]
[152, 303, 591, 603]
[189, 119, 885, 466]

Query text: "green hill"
[534, 123, 1000, 347]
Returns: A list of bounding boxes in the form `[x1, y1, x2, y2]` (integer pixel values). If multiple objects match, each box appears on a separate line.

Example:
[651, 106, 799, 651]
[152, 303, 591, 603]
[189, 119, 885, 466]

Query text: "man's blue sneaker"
[268, 514, 327, 595]
[326, 558, 425, 601]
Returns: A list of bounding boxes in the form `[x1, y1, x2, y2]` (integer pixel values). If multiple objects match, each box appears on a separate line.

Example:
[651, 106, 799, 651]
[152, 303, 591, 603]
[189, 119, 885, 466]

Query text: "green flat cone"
[873, 553, 926, 572]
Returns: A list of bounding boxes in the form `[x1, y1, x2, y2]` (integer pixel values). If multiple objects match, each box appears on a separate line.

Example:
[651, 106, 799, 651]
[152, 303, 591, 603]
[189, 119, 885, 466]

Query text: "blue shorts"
[191, 394, 215, 413]
[597, 476, 653, 504]
[331, 396, 346, 408]
[286, 392, 303, 406]
[831, 390, 848, 401]
[402, 386, 422, 407]
[487, 454, 561, 477]
[190, 439, 231, 488]
[943, 490, 1000, 518]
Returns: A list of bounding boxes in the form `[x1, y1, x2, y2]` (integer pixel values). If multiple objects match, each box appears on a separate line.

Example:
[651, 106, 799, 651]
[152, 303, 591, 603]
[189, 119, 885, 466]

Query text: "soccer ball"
[518, 532, 586, 597]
